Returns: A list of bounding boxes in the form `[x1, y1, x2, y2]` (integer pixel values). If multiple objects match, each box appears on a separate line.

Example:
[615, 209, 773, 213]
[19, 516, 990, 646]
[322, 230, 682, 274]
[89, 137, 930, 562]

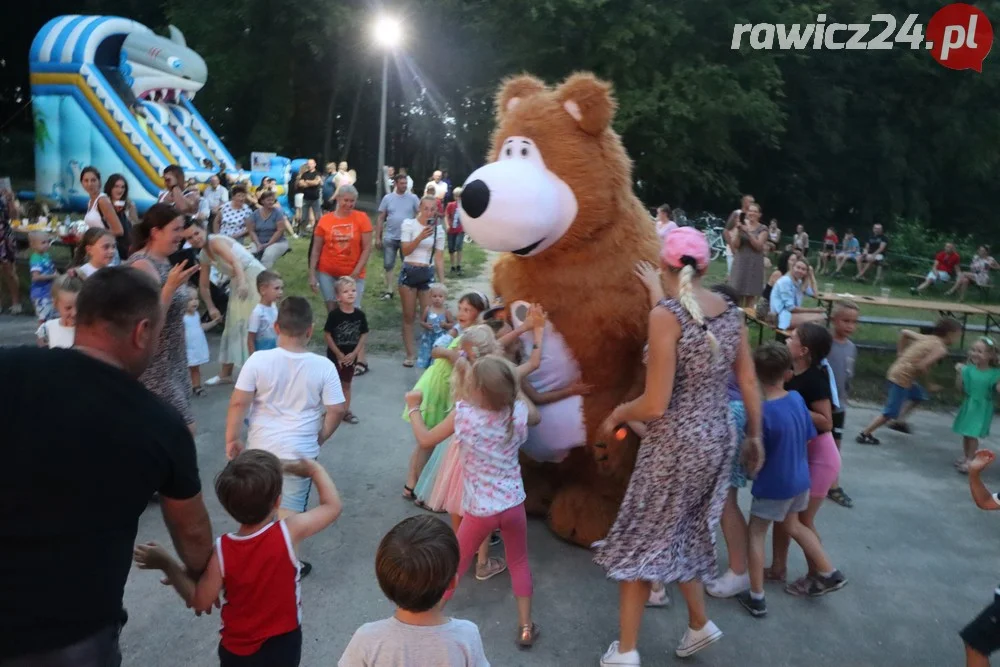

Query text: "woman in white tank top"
[80, 167, 124, 265]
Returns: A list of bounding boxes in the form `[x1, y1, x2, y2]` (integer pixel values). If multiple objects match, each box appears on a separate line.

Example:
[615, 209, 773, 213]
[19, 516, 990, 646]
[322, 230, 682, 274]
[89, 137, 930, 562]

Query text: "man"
[202, 174, 229, 216]
[397, 167, 414, 194]
[445, 186, 465, 275]
[375, 173, 420, 299]
[855, 223, 889, 283]
[425, 169, 448, 200]
[323, 162, 338, 204]
[912, 242, 961, 294]
[299, 159, 323, 230]
[0, 267, 213, 666]
[158, 165, 198, 215]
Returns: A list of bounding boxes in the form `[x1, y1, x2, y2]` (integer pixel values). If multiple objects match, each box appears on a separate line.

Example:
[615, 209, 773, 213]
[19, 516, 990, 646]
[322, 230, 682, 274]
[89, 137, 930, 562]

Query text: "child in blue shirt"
[28, 232, 58, 323]
[738, 343, 847, 618]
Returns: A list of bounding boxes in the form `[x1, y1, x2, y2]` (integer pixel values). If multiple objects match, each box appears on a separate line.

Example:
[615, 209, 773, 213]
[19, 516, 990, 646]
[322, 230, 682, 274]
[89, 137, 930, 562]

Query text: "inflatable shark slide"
[29, 15, 290, 212]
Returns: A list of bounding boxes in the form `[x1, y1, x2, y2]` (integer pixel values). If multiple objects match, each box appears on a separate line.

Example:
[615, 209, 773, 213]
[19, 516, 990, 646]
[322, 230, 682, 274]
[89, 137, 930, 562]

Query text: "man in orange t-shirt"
[308, 185, 373, 310]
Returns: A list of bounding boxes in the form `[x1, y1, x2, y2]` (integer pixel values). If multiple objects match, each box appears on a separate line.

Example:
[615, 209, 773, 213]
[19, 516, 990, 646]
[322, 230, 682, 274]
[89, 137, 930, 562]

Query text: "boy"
[961, 449, 1000, 667]
[135, 450, 343, 667]
[323, 277, 369, 425]
[247, 271, 283, 354]
[338, 515, 490, 667]
[28, 232, 58, 323]
[226, 297, 346, 576]
[826, 300, 859, 507]
[857, 318, 963, 444]
[738, 343, 847, 617]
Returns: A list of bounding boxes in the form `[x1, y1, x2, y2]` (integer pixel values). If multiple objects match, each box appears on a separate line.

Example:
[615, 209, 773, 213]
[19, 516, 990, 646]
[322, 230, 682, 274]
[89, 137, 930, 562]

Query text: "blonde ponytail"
[450, 325, 500, 402]
[677, 263, 719, 360]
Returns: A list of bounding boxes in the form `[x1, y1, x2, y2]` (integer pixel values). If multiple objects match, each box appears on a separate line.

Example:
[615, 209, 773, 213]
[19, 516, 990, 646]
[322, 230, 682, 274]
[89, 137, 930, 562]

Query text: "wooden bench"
[858, 315, 989, 334]
[741, 307, 792, 344]
[908, 271, 993, 301]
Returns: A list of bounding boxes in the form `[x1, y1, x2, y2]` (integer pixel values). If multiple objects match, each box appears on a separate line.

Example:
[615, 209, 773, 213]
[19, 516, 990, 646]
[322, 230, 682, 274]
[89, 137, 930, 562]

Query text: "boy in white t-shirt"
[226, 296, 346, 577]
[247, 271, 283, 355]
[36, 275, 82, 349]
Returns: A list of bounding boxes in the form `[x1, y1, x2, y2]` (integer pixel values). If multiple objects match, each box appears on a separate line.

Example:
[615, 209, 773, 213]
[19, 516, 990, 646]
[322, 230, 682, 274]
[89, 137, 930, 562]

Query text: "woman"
[594, 227, 762, 663]
[728, 202, 769, 307]
[126, 204, 200, 431]
[769, 257, 825, 330]
[246, 190, 289, 269]
[793, 224, 809, 256]
[397, 196, 446, 367]
[0, 187, 21, 314]
[763, 250, 800, 303]
[81, 166, 124, 264]
[213, 183, 252, 242]
[767, 218, 781, 252]
[104, 173, 138, 261]
[947, 245, 1000, 301]
[182, 220, 266, 385]
[308, 184, 373, 311]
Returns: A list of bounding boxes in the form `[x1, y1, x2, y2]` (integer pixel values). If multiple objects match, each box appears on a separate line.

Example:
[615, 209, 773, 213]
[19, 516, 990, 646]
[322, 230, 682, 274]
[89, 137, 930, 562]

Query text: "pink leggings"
[446, 503, 533, 599]
[807, 431, 842, 498]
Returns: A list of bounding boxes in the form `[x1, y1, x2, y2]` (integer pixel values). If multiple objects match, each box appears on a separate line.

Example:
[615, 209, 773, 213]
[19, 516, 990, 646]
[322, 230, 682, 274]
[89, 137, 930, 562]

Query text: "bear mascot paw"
[459, 72, 661, 547]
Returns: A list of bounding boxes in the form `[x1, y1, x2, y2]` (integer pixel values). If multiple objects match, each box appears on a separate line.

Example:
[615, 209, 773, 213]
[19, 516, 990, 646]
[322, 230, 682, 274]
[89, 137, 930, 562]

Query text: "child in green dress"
[954, 337, 1000, 473]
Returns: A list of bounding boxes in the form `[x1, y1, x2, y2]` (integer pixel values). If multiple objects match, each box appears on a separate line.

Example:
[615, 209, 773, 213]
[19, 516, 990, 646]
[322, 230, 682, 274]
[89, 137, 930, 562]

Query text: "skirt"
[217, 265, 264, 367]
[426, 439, 465, 514]
[414, 441, 447, 504]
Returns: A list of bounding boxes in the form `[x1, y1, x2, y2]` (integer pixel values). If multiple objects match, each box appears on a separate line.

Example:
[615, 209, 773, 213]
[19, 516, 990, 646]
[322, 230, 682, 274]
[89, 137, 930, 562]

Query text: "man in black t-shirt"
[299, 158, 323, 232]
[0, 267, 213, 666]
[855, 223, 889, 283]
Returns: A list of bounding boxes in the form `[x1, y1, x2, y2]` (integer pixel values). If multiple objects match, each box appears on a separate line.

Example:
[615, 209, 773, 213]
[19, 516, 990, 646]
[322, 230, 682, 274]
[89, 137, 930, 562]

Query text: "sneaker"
[299, 561, 313, 579]
[475, 556, 507, 581]
[600, 641, 640, 666]
[706, 569, 750, 598]
[204, 375, 233, 387]
[888, 421, 912, 434]
[675, 620, 722, 658]
[489, 531, 502, 547]
[9, 303, 22, 315]
[646, 584, 670, 607]
[806, 570, 847, 597]
[457, 266, 464, 276]
[737, 591, 767, 617]
[856, 432, 881, 445]
[910, 286, 918, 295]
[381, 292, 393, 301]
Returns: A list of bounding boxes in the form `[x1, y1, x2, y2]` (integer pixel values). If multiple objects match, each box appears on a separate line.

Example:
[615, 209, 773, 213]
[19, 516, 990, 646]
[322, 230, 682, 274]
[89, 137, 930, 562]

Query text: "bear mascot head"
[459, 72, 660, 547]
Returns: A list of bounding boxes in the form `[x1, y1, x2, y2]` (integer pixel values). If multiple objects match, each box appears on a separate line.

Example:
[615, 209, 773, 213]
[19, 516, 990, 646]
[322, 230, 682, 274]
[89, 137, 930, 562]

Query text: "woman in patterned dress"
[0, 187, 22, 314]
[594, 227, 762, 664]
[126, 204, 201, 430]
[181, 219, 266, 385]
[212, 183, 252, 242]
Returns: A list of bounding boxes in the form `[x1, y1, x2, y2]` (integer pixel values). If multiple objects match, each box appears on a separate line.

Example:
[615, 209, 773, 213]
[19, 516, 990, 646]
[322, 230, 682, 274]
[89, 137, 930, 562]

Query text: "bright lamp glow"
[373, 16, 403, 49]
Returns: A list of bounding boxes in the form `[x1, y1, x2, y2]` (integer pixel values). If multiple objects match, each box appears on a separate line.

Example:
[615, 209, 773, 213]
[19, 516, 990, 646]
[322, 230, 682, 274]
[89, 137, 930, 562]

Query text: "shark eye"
[166, 56, 183, 70]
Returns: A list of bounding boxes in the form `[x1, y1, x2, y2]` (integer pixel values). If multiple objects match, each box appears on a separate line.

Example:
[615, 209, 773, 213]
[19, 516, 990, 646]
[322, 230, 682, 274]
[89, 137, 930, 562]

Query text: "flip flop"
[343, 412, 360, 425]
[403, 359, 415, 368]
[353, 362, 369, 376]
[402, 485, 416, 501]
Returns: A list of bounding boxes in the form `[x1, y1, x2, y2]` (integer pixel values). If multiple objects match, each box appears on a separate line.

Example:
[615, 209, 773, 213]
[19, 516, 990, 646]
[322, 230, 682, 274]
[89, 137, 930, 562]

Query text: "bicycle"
[692, 213, 727, 261]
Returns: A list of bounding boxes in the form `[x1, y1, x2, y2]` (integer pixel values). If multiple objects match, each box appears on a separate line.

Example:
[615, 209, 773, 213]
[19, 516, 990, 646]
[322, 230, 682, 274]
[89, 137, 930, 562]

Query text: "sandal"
[353, 362, 369, 376]
[827, 486, 853, 508]
[516, 622, 540, 649]
[956, 460, 970, 474]
[784, 575, 814, 597]
[402, 485, 416, 501]
[192, 386, 206, 397]
[855, 432, 881, 446]
[763, 566, 786, 583]
[475, 556, 507, 581]
[403, 359, 415, 368]
[344, 411, 360, 425]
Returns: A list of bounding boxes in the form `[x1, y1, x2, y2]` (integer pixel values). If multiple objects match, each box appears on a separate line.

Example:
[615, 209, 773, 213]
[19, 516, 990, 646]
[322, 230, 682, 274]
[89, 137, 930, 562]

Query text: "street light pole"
[376, 52, 388, 203]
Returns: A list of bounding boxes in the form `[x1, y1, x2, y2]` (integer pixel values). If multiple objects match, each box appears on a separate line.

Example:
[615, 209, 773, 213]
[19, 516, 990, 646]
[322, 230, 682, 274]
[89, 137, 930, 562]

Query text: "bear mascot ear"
[496, 74, 547, 119]
[554, 72, 616, 137]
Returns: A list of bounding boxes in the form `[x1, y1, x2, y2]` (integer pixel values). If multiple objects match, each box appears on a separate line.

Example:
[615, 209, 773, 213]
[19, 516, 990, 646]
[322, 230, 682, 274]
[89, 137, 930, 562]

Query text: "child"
[960, 449, 1000, 667]
[135, 450, 342, 667]
[857, 318, 963, 444]
[406, 355, 541, 648]
[403, 291, 489, 505]
[826, 300, 859, 507]
[226, 297, 346, 576]
[338, 515, 490, 666]
[184, 287, 222, 396]
[324, 277, 369, 425]
[738, 343, 846, 617]
[817, 227, 838, 274]
[247, 271, 283, 355]
[28, 232, 58, 322]
[35, 274, 81, 349]
[72, 228, 117, 278]
[953, 338, 1000, 473]
[832, 229, 860, 276]
[418, 284, 454, 368]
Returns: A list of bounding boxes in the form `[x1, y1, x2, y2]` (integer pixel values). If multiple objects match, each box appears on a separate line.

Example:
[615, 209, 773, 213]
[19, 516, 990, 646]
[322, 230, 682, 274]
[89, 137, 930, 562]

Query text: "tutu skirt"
[405, 337, 460, 504]
[426, 439, 466, 515]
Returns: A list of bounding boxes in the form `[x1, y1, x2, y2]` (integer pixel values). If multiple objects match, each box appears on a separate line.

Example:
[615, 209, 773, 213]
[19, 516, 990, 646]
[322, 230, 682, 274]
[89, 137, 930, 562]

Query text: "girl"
[767, 218, 781, 252]
[36, 275, 82, 349]
[183, 288, 222, 396]
[402, 292, 488, 504]
[104, 173, 138, 261]
[417, 284, 455, 369]
[793, 224, 809, 257]
[72, 228, 117, 278]
[405, 355, 542, 648]
[953, 337, 1000, 473]
[769, 323, 844, 595]
[818, 227, 839, 274]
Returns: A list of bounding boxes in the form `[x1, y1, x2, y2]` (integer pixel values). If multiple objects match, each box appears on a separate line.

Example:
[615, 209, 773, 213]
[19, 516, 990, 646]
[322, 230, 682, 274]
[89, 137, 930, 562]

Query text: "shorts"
[961, 591, 1000, 657]
[293, 193, 304, 209]
[865, 253, 885, 263]
[382, 238, 404, 272]
[832, 410, 846, 444]
[336, 359, 355, 387]
[281, 470, 314, 513]
[398, 263, 434, 291]
[303, 198, 321, 221]
[447, 232, 465, 254]
[882, 381, 928, 418]
[219, 627, 302, 667]
[807, 431, 841, 498]
[926, 270, 951, 282]
[32, 295, 54, 322]
[729, 399, 748, 488]
[751, 490, 809, 522]
[839, 252, 857, 260]
[316, 272, 364, 308]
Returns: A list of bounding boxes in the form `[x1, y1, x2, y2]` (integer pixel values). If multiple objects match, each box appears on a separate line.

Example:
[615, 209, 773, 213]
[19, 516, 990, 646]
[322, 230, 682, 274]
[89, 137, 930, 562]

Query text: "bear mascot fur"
[458, 72, 661, 547]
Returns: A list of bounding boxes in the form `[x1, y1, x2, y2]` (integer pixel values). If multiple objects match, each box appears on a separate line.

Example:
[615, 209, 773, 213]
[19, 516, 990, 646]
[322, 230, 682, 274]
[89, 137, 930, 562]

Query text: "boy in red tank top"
[134, 451, 342, 666]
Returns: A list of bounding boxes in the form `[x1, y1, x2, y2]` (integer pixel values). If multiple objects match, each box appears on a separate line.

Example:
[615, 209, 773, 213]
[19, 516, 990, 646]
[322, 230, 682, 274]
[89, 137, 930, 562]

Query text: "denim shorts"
[751, 490, 809, 522]
[382, 238, 404, 271]
[317, 272, 364, 308]
[882, 381, 928, 418]
[447, 232, 465, 254]
[281, 472, 314, 513]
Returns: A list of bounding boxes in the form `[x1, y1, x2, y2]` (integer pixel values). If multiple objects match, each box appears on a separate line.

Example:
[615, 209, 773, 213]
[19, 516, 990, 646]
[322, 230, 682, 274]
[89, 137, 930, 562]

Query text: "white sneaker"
[204, 375, 232, 386]
[600, 641, 640, 666]
[706, 569, 750, 598]
[675, 620, 722, 658]
[646, 584, 670, 607]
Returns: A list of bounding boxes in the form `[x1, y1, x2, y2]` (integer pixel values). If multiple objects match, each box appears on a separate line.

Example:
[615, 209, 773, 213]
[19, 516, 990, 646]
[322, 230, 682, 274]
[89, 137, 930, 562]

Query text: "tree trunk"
[340, 75, 365, 162]
[322, 55, 342, 164]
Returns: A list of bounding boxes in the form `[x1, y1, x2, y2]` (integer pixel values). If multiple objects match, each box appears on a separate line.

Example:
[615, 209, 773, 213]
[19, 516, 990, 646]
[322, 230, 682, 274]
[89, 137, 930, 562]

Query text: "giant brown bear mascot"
[458, 72, 660, 547]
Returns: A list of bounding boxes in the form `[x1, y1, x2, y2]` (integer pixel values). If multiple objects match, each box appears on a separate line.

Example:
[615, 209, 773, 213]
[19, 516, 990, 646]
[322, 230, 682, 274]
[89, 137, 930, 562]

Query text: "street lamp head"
[373, 16, 403, 49]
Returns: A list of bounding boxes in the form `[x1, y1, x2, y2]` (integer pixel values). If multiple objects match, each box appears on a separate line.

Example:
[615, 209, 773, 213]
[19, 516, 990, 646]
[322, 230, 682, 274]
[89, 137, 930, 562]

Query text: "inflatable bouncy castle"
[29, 15, 290, 212]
